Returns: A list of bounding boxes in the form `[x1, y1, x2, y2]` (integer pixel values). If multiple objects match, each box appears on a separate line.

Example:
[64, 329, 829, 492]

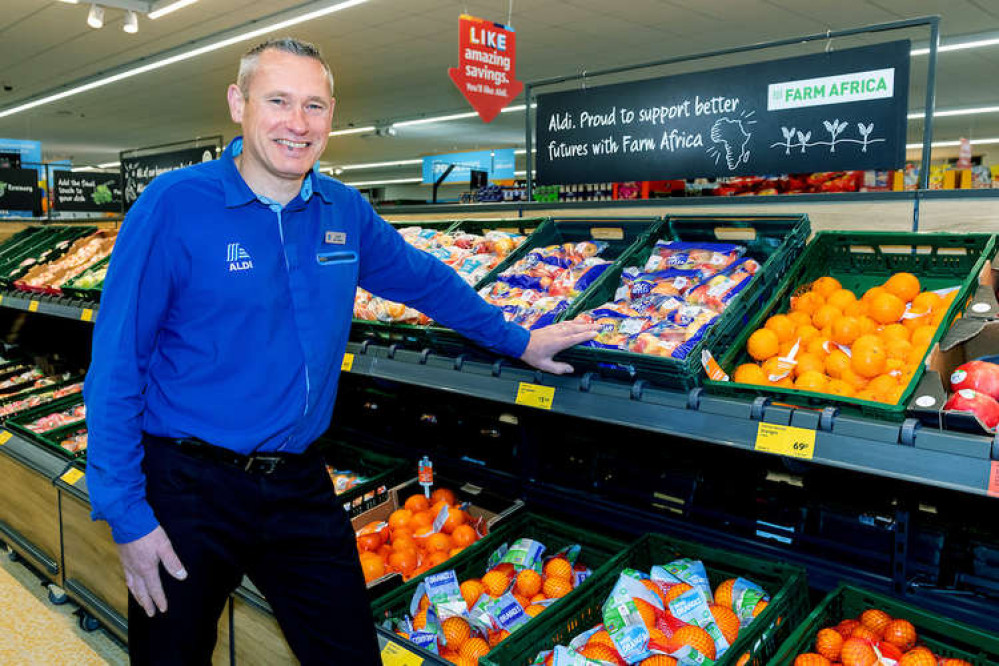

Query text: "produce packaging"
[15, 228, 117, 294]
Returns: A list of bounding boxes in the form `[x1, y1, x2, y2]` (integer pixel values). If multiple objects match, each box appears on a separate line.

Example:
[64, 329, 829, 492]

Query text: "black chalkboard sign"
[122, 145, 216, 210]
[0, 168, 37, 211]
[53, 170, 122, 213]
[535, 41, 911, 185]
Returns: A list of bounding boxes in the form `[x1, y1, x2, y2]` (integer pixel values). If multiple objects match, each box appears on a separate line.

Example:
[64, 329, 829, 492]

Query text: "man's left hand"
[519, 320, 600, 375]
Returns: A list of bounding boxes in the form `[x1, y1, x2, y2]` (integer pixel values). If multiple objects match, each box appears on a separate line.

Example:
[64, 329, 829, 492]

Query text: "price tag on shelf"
[60, 468, 85, 486]
[380, 641, 423, 666]
[80, 308, 94, 322]
[0, 431, 10, 446]
[28, 300, 39, 312]
[754, 422, 816, 459]
[515, 382, 555, 410]
[988, 461, 999, 498]
[341, 353, 354, 372]
[0, 294, 4, 305]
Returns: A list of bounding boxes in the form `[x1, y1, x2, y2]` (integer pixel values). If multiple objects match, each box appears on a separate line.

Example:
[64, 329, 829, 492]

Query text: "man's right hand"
[117, 525, 188, 617]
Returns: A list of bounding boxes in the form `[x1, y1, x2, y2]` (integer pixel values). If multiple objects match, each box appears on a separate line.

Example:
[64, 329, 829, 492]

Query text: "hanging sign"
[535, 41, 910, 185]
[448, 14, 524, 123]
[0, 168, 38, 211]
[122, 145, 215, 210]
[52, 170, 122, 213]
[421, 148, 516, 184]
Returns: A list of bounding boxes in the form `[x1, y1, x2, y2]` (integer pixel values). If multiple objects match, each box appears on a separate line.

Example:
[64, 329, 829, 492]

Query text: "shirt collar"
[221, 137, 331, 208]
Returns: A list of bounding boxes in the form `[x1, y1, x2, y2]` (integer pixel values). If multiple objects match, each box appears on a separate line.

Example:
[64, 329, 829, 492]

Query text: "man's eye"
[269, 98, 285, 106]
[308, 104, 326, 112]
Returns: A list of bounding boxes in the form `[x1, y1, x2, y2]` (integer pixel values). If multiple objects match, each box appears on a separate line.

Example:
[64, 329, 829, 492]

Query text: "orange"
[481, 570, 511, 597]
[356, 533, 382, 553]
[714, 578, 737, 608]
[668, 625, 717, 660]
[765, 314, 796, 342]
[778, 338, 799, 358]
[910, 325, 935, 349]
[794, 352, 825, 378]
[860, 608, 892, 637]
[886, 338, 912, 361]
[844, 300, 868, 318]
[388, 509, 413, 531]
[425, 533, 453, 553]
[866, 374, 898, 397]
[840, 368, 868, 390]
[441, 507, 469, 534]
[360, 555, 385, 583]
[902, 304, 931, 331]
[885, 272, 921, 303]
[899, 650, 938, 666]
[431, 488, 457, 506]
[827, 288, 858, 311]
[578, 643, 624, 665]
[460, 637, 490, 661]
[664, 581, 693, 604]
[912, 291, 942, 312]
[634, 598, 659, 629]
[588, 629, 616, 649]
[543, 557, 573, 580]
[882, 323, 909, 343]
[795, 324, 821, 345]
[852, 344, 886, 379]
[388, 549, 418, 575]
[442, 616, 471, 649]
[813, 304, 843, 330]
[430, 500, 449, 517]
[831, 316, 862, 346]
[788, 311, 813, 327]
[795, 370, 829, 392]
[806, 337, 831, 359]
[524, 603, 546, 617]
[710, 604, 740, 643]
[938, 660, 974, 666]
[835, 619, 859, 638]
[543, 576, 573, 599]
[794, 656, 831, 666]
[824, 350, 851, 379]
[452, 524, 478, 549]
[840, 637, 878, 666]
[862, 286, 887, 304]
[639, 657, 678, 666]
[825, 379, 854, 397]
[460, 579, 484, 609]
[870, 292, 906, 324]
[426, 550, 450, 568]
[812, 276, 842, 298]
[851, 625, 879, 642]
[857, 316, 878, 335]
[883, 619, 917, 651]
[815, 627, 844, 661]
[411, 510, 434, 530]
[641, 579, 666, 605]
[791, 291, 825, 315]
[761, 357, 792, 380]
[404, 494, 430, 513]
[412, 608, 428, 630]
[515, 569, 543, 598]
[734, 363, 768, 386]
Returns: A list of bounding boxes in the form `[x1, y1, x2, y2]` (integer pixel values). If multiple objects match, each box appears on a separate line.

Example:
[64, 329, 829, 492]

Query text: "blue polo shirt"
[84, 137, 530, 543]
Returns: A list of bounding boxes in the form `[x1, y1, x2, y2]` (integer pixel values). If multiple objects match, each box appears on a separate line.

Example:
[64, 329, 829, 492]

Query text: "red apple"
[945, 388, 999, 430]
[950, 360, 999, 399]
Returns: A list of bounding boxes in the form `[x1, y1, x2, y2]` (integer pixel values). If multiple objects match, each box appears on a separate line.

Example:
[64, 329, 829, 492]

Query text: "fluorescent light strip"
[328, 125, 375, 137]
[911, 37, 999, 57]
[327, 103, 537, 138]
[908, 105, 999, 120]
[338, 158, 422, 171]
[98, 160, 120, 168]
[149, 0, 200, 20]
[392, 111, 480, 128]
[906, 137, 999, 150]
[343, 177, 423, 187]
[0, 0, 370, 120]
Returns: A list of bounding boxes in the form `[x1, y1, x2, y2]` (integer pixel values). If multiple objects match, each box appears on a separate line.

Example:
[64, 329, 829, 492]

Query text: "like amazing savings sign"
[448, 15, 524, 123]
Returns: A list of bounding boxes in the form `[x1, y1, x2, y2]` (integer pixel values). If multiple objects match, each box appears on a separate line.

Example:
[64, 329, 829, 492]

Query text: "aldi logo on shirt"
[227, 242, 253, 272]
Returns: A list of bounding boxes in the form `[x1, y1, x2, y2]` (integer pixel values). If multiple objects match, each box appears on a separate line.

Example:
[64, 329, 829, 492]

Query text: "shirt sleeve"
[355, 200, 529, 358]
[83, 188, 174, 544]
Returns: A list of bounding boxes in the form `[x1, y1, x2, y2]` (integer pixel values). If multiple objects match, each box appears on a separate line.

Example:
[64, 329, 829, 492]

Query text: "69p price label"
[754, 423, 816, 460]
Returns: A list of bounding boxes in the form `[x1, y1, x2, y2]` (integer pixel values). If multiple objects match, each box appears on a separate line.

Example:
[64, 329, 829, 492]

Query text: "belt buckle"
[245, 454, 282, 474]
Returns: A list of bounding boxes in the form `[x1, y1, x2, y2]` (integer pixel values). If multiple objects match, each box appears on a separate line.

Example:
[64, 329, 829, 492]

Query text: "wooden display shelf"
[231, 588, 296, 665]
[0, 444, 62, 579]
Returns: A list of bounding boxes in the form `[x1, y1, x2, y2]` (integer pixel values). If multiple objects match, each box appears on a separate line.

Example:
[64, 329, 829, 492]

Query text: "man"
[85, 37, 597, 664]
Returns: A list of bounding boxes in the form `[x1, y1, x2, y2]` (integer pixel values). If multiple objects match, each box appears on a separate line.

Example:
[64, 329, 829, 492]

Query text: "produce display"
[354, 226, 525, 324]
[0, 366, 44, 391]
[943, 360, 999, 431]
[533, 564, 769, 666]
[576, 241, 759, 359]
[791, 607, 971, 666]
[70, 263, 108, 290]
[356, 487, 482, 584]
[0, 381, 84, 418]
[16, 229, 117, 293]
[732, 272, 957, 403]
[59, 427, 87, 454]
[23, 403, 86, 433]
[326, 466, 371, 495]
[479, 241, 612, 330]
[386, 537, 597, 664]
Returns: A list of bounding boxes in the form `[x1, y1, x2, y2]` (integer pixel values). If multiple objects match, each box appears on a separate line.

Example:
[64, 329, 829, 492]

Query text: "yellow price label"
[515, 382, 555, 410]
[0, 431, 11, 446]
[80, 308, 94, 322]
[754, 423, 816, 459]
[380, 641, 423, 666]
[60, 468, 85, 486]
[0, 294, 4, 305]
[28, 300, 39, 312]
[341, 353, 354, 372]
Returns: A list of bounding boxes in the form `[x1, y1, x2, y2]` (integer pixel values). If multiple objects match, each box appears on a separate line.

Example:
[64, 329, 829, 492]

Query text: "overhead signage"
[122, 145, 215, 210]
[422, 148, 516, 184]
[52, 170, 122, 213]
[448, 14, 524, 123]
[535, 41, 910, 185]
[0, 138, 41, 167]
[0, 168, 38, 211]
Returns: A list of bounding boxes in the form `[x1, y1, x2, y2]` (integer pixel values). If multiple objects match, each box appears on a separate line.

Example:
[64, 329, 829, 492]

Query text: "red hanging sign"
[448, 14, 524, 123]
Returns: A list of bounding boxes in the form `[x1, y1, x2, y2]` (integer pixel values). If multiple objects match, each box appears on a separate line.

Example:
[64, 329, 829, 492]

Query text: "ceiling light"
[0, 0, 370, 120]
[98, 161, 120, 168]
[123, 10, 138, 33]
[906, 137, 999, 150]
[148, 0, 199, 20]
[343, 177, 423, 187]
[328, 126, 375, 137]
[87, 4, 104, 29]
[57, 0, 79, 4]
[911, 37, 999, 57]
[908, 105, 999, 120]
[392, 111, 480, 129]
[337, 158, 422, 171]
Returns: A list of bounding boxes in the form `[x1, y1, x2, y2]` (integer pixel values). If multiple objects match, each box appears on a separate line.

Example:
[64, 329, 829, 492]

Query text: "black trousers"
[128, 435, 381, 665]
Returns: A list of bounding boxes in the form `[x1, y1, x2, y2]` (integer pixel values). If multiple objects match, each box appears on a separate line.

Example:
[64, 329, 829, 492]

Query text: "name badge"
[325, 231, 346, 245]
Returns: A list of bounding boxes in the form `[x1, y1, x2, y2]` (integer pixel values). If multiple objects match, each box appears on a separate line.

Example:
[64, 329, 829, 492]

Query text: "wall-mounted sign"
[535, 41, 910, 185]
[448, 14, 523, 123]
[422, 148, 516, 184]
[0, 168, 38, 211]
[122, 145, 215, 210]
[52, 170, 122, 213]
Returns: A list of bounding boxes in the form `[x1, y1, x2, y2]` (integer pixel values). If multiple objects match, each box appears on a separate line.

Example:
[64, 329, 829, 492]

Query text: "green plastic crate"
[0, 227, 50, 266]
[39, 419, 88, 462]
[370, 512, 628, 655]
[482, 532, 809, 666]
[769, 584, 999, 665]
[707, 231, 997, 420]
[0, 376, 85, 421]
[316, 438, 407, 518]
[558, 214, 810, 389]
[0, 226, 96, 287]
[6, 394, 86, 460]
[62, 256, 109, 302]
[0, 229, 64, 281]
[350, 218, 546, 350]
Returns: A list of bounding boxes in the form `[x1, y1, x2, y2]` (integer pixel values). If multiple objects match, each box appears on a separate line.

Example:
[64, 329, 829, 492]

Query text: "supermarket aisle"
[0, 546, 126, 665]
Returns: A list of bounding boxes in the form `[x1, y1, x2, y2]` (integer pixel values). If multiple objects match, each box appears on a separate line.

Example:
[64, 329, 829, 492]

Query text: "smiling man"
[84, 38, 596, 664]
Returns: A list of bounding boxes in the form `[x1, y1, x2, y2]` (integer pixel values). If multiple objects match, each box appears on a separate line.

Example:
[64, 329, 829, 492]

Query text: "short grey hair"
[237, 38, 335, 98]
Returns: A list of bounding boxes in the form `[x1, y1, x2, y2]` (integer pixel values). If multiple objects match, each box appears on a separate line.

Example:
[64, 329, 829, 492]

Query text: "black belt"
[154, 436, 299, 475]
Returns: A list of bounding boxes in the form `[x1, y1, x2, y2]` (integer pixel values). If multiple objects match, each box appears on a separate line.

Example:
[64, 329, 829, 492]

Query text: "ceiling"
[2, 0, 999, 181]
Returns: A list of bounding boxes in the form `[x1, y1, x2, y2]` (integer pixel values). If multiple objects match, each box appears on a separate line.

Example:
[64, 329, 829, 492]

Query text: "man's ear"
[227, 84, 245, 123]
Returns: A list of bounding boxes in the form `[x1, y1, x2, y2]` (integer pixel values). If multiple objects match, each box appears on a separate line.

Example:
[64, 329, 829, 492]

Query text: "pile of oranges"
[397, 552, 585, 664]
[794, 607, 972, 666]
[355, 487, 480, 584]
[736, 272, 956, 403]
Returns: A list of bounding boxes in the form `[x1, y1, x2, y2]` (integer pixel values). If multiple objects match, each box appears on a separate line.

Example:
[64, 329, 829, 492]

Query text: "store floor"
[0, 545, 126, 665]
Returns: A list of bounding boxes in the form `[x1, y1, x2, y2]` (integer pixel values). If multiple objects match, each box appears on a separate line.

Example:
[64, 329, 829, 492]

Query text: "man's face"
[227, 49, 334, 182]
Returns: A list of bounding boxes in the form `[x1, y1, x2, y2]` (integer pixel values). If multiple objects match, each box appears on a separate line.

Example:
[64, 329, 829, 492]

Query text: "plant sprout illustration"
[706, 110, 757, 169]
[771, 119, 884, 155]
[823, 119, 848, 152]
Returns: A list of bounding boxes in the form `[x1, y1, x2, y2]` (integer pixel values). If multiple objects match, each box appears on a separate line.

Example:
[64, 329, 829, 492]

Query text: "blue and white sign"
[0, 139, 42, 217]
[422, 148, 516, 184]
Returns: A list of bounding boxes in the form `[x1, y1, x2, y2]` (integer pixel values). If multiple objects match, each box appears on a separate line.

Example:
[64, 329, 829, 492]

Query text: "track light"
[123, 10, 138, 33]
[86, 4, 104, 29]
